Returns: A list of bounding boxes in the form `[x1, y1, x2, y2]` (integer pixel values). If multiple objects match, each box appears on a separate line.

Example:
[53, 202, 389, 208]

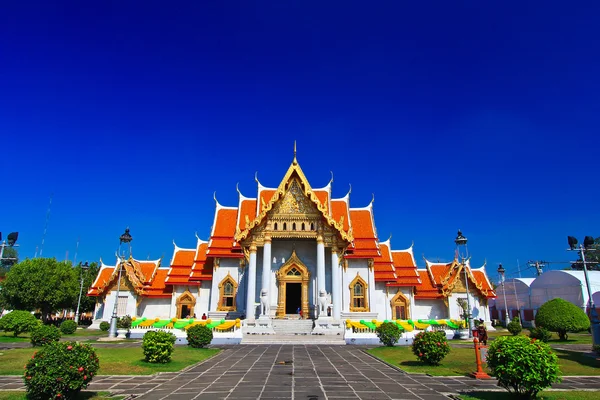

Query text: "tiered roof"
[414, 258, 496, 300]
[87, 256, 172, 298]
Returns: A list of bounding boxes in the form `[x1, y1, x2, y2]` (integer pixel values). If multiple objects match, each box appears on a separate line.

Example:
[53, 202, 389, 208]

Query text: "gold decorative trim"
[390, 290, 410, 320]
[275, 250, 310, 318]
[176, 290, 196, 318]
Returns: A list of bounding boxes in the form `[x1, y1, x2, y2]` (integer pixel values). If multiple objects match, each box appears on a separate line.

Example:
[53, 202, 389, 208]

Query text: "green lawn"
[367, 345, 600, 376]
[0, 332, 29, 343]
[0, 346, 219, 375]
[487, 330, 592, 345]
[459, 391, 599, 400]
[0, 391, 123, 400]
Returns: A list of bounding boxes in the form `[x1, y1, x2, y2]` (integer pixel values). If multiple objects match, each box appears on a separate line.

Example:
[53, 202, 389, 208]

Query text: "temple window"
[274, 222, 278, 230]
[349, 275, 369, 312]
[292, 222, 296, 231]
[391, 291, 410, 320]
[217, 275, 238, 311]
[311, 223, 315, 231]
[302, 222, 306, 231]
[283, 222, 287, 231]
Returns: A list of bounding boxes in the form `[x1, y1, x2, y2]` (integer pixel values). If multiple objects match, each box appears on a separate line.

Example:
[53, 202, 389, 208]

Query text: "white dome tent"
[530, 270, 600, 312]
[491, 278, 534, 324]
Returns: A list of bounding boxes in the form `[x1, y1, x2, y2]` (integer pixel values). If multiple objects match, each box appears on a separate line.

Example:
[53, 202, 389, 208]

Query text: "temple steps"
[241, 333, 345, 345]
[272, 319, 315, 335]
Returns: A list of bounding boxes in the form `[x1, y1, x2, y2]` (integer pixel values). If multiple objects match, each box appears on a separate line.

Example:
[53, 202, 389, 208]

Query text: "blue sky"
[1, 2, 599, 280]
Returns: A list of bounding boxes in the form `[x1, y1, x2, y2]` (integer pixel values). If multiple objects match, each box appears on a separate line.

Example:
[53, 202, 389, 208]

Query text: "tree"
[71, 262, 99, 314]
[0, 258, 78, 322]
[535, 298, 590, 340]
[571, 236, 600, 271]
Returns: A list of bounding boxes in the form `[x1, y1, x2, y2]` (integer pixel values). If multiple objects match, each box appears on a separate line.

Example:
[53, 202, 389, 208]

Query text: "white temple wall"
[342, 259, 371, 313]
[103, 290, 137, 320]
[412, 299, 448, 320]
[209, 259, 242, 312]
[198, 280, 212, 316]
[448, 293, 489, 322]
[138, 298, 171, 319]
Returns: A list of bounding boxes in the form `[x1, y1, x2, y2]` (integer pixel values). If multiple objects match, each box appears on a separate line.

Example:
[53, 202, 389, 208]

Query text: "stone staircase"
[272, 319, 314, 335]
[241, 319, 345, 345]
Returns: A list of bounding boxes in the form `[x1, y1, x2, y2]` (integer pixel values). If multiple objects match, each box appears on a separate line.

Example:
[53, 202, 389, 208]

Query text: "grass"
[0, 333, 29, 343]
[459, 391, 600, 400]
[0, 391, 123, 400]
[367, 344, 600, 376]
[487, 330, 592, 345]
[0, 346, 219, 375]
[0, 328, 103, 343]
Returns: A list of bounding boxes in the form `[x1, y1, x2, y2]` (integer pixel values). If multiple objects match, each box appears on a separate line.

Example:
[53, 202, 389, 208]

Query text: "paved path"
[1, 345, 599, 399]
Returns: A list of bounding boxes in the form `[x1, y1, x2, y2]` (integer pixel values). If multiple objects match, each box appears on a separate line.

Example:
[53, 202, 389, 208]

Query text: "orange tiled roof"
[314, 190, 329, 213]
[346, 209, 379, 259]
[208, 207, 243, 258]
[388, 250, 421, 287]
[144, 270, 173, 297]
[331, 200, 350, 232]
[87, 266, 114, 296]
[238, 199, 257, 231]
[472, 270, 497, 299]
[166, 247, 197, 286]
[190, 242, 214, 281]
[414, 270, 443, 299]
[373, 243, 396, 282]
[259, 190, 276, 208]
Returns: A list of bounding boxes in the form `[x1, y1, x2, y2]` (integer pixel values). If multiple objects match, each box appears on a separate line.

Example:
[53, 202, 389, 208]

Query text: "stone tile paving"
[1, 345, 599, 399]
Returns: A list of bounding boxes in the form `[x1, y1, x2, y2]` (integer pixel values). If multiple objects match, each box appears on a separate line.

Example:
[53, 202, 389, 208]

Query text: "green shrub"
[117, 315, 132, 330]
[187, 324, 213, 348]
[535, 298, 590, 340]
[375, 322, 402, 347]
[60, 320, 78, 335]
[507, 316, 522, 336]
[142, 330, 176, 363]
[411, 331, 451, 365]
[0, 310, 40, 337]
[487, 335, 561, 398]
[99, 321, 110, 331]
[528, 327, 552, 343]
[24, 341, 100, 400]
[30, 324, 61, 346]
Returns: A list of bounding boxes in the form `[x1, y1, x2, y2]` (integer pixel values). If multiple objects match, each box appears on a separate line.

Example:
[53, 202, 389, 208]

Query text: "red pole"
[470, 337, 491, 379]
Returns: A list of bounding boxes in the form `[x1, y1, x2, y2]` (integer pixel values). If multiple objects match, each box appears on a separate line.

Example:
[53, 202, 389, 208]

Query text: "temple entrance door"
[176, 291, 196, 319]
[275, 250, 311, 319]
[286, 283, 302, 314]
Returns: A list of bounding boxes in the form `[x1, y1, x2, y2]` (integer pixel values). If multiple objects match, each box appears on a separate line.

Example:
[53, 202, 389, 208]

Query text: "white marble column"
[246, 244, 258, 322]
[260, 236, 271, 317]
[331, 247, 341, 320]
[317, 234, 326, 317]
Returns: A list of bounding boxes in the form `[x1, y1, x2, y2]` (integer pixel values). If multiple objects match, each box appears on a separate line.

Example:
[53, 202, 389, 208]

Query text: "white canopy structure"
[491, 278, 535, 311]
[529, 270, 600, 310]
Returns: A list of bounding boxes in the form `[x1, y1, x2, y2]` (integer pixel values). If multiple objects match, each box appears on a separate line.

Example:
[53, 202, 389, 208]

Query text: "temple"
[88, 147, 496, 335]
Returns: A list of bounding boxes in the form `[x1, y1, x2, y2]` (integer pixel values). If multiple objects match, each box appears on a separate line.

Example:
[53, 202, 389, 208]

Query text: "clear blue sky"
[2, 1, 599, 281]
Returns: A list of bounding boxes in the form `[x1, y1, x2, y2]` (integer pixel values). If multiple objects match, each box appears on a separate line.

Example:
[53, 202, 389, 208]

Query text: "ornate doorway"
[176, 290, 196, 319]
[275, 250, 310, 318]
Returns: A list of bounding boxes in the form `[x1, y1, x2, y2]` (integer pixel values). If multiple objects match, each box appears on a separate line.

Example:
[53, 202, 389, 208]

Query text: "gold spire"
[293, 140, 297, 165]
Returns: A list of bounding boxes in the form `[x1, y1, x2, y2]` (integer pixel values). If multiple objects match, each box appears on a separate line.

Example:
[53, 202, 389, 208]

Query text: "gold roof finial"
[293, 140, 297, 165]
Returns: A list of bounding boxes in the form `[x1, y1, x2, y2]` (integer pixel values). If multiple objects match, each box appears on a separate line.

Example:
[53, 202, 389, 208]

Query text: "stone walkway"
[1, 345, 599, 399]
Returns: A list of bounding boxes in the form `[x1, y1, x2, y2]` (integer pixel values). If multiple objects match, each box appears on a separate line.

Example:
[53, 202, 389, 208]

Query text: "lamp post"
[455, 229, 474, 337]
[497, 263, 510, 326]
[0, 232, 19, 265]
[74, 262, 89, 325]
[567, 236, 600, 346]
[108, 228, 133, 338]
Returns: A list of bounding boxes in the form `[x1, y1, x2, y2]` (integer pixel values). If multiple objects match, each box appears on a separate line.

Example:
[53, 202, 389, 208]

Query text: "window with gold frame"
[218, 274, 238, 311]
[349, 275, 369, 312]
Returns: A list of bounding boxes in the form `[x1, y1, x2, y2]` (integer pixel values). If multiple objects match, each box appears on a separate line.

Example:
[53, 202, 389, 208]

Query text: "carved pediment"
[271, 179, 320, 217]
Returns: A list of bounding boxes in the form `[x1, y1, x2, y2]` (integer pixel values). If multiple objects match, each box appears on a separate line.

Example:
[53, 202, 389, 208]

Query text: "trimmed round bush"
[142, 330, 176, 363]
[411, 331, 451, 365]
[535, 298, 590, 340]
[507, 316, 522, 336]
[117, 315, 132, 330]
[99, 321, 110, 331]
[487, 335, 561, 398]
[24, 341, 100, 400]
[187, 324, 213, 348]
[0, 310, 40, 337]
[375, 322, 401, 347]
[60, 320, 78, 335]
[30, 324, 61, 346]
[528, 327, 552, 343]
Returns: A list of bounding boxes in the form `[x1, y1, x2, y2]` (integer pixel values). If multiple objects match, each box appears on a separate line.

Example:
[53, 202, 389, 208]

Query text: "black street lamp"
[567, 236, 600, 346]
[109, 228, 133, 338]
[455, 229, 474, 337]
[0, 231, 19, 262]
[75, 262, 89, 324]
[497, 263, 510, 325]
